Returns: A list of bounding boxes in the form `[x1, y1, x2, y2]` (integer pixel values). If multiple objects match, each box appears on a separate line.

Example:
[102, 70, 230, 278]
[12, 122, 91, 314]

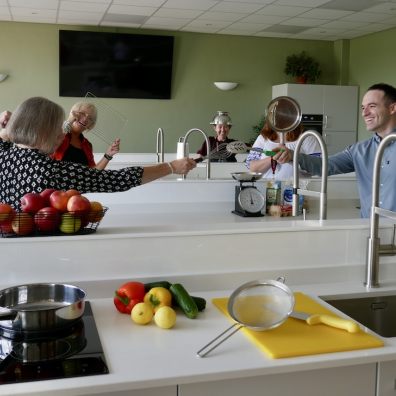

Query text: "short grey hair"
[68, 101, 98, 129]
[7, 97, 65, 154]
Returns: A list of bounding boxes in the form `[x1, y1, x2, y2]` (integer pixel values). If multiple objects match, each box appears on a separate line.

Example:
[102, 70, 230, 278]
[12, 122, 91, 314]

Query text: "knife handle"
[307, 314, 360, 333]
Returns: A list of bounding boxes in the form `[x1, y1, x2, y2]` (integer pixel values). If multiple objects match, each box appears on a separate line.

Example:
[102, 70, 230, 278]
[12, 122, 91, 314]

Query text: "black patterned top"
[0, 139, 143, 210]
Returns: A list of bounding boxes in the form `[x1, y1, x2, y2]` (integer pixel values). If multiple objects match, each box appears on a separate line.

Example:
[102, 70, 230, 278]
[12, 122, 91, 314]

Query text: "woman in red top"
[52, 102, 120, 169]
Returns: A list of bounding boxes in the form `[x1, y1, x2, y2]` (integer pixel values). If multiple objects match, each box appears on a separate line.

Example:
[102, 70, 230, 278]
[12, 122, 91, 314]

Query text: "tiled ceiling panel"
[0, 0, 395, 41]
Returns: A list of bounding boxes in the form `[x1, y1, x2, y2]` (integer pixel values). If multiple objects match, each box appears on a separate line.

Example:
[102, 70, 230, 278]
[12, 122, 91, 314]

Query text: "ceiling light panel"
[162, 0, 218, 10]
[256, 5, 311, 17]
[153, 8, 203, 18]
[319, 0, 387, 12]
[60, 1, 109, 12]
[210, 2, 266, 13]
[9, 0, 57, 8]
[197, 11, 245, 22]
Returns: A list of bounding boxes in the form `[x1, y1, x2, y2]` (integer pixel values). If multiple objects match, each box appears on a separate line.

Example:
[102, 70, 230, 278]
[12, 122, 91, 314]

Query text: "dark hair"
[367, 83, 396, 104]
[260, 120, 304, 142]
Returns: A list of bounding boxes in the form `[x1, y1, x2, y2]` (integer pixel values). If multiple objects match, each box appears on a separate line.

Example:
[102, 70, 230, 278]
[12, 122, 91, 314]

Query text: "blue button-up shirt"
[298, 132, 396, 218]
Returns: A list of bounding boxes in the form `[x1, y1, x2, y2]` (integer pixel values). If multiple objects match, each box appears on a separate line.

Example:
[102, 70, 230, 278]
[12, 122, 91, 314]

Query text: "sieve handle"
[196, 323, 243, 358]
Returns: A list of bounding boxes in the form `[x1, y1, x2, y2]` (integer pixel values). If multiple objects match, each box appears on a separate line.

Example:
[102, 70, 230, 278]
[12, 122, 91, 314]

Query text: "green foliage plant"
[284, 51, 321, 83]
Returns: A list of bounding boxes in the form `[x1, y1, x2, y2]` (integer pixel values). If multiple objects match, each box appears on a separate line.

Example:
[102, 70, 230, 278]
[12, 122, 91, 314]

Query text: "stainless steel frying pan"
[0, 283, 86, 333]
[266, 96, 302, 144]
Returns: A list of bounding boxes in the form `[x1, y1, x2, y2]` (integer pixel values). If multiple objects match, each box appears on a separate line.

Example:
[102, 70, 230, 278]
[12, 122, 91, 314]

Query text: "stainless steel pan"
[0, 283, 86, 333]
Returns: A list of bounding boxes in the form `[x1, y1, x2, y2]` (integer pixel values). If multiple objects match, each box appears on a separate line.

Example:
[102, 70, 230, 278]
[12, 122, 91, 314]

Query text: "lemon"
[154, 306, 177, 329]
[131, 302, 154, 325]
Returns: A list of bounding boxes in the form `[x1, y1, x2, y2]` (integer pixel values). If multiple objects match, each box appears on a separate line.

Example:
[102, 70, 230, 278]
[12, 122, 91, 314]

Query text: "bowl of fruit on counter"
[0, 189, 108, 237]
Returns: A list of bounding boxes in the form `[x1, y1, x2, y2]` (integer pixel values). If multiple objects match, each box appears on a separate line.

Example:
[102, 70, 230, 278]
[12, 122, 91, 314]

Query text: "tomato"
[114, 281, 146, 314]
[144, 287, 172, 313]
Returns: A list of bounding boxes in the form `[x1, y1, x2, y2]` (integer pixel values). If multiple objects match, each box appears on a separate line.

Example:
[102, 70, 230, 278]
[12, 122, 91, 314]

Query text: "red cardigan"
[52, 133, 96, 167]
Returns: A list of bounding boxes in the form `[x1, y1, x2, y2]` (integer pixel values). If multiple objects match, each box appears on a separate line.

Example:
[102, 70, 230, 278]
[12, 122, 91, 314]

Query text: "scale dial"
[238, 187, 265, 214]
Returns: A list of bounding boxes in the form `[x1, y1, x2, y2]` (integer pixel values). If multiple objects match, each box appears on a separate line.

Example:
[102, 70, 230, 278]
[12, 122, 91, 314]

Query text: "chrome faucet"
[292, 130, 328, 220]
[183, 128, 211, 180]
[365, 134, 396, 288]
[156, 127, 164, 163]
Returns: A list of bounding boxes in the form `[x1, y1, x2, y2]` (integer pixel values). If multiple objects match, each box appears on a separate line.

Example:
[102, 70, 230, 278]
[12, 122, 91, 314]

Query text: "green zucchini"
[170, 283, 198, 319]
[144, 280, 172, 291]
[191, 296, 206, 312]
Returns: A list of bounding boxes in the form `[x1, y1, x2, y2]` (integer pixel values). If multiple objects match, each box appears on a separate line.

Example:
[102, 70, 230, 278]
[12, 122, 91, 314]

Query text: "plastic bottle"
[177, 137, 189, 159]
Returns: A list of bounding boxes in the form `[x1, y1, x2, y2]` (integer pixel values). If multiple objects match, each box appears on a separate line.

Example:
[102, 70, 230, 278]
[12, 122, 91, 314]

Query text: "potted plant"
[284, 51, 321, 83]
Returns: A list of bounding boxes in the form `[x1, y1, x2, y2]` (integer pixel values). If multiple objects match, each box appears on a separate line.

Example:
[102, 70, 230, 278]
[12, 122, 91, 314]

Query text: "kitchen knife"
[290, 311, 360, 333]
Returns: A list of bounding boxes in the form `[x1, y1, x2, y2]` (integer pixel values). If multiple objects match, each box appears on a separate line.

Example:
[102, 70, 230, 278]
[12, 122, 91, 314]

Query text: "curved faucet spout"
[292, 130, 328, 220]
[365, 134, 396, 288]
[183, 128, 211, 179]
[156, 128, 164, 163]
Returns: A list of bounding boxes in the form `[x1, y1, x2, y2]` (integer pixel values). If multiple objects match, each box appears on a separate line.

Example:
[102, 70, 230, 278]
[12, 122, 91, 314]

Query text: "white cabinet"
[376, 360, 396, 396]
[272, 84, 359, 155]
[179, 363, 376, 396]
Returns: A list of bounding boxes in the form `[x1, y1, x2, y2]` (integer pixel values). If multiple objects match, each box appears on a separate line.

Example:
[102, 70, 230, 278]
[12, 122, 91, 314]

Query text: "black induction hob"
[0, 301, 109, 385]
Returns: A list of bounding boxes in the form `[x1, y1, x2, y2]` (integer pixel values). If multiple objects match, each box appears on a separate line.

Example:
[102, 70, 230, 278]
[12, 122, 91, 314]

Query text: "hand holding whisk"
[194, 142, 233, 163]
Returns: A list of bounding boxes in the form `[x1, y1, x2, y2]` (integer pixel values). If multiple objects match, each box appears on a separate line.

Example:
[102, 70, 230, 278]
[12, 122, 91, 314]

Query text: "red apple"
[34, 207, 61, 233]
[20, 193, 46, 214]
[49, 190, 69, 212]
[0, 203, 15, 224]
[0, 220, 15, 235]
[65, 189, 81, 198]
[40, 188, 57, 206]
[12, 213, 35, 236]
[66, 195, 91, 217]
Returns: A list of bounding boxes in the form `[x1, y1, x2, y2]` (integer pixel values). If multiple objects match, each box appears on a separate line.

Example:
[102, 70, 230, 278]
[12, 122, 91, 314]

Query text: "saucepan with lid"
[197, 278, 295, 357]
[0, 283, 86, 334]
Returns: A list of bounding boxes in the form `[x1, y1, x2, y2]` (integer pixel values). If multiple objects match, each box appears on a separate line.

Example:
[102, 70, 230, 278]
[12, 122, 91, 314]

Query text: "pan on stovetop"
[0, 283, 86, 333]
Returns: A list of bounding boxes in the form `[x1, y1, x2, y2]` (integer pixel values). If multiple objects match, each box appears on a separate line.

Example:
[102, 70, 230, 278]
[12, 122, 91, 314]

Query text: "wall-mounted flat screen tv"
[59, 30, 174, 99]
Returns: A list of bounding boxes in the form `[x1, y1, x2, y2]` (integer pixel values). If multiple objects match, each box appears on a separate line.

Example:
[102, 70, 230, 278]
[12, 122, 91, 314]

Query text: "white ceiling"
[1, 0, 396, 41]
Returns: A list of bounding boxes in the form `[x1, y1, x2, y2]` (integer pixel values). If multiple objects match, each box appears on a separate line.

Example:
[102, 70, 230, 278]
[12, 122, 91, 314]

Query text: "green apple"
[59, 213, 81, 234]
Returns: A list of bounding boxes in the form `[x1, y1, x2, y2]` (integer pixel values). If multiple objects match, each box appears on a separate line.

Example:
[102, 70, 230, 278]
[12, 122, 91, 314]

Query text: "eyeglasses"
[72, 111, 95, 125]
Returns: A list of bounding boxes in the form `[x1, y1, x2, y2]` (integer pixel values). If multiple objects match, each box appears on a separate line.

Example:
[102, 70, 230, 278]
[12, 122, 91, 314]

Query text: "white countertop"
[5, 281, 396, 396]
[3, 192, 396, 395]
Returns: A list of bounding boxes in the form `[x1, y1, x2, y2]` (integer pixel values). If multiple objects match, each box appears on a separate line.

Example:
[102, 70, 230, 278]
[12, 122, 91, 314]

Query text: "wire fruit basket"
[0, 207, 108, 238]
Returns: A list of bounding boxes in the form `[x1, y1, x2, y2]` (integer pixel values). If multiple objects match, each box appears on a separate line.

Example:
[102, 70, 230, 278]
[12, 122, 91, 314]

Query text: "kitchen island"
[2, 175, 396, 396]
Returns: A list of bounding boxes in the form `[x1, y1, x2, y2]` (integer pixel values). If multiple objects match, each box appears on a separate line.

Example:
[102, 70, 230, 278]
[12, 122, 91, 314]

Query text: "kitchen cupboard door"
[272, 84, 323, 114]
[323, 131, 357, 155]
[376, 360, 396, 396]
[322, 85, 359, 132]
[178, 363, 376, 396]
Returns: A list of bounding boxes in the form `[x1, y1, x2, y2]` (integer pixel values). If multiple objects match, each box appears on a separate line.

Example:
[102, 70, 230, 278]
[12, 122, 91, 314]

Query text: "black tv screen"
[59, 30, 174, 99]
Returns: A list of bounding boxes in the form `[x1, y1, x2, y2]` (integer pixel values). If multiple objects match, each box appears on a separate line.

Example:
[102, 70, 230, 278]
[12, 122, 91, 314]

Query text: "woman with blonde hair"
[52, 101, 120, 169]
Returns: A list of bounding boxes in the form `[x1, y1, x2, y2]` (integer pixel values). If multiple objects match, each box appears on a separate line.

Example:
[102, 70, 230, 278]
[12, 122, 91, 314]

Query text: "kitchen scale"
[231, 172, 265, 217]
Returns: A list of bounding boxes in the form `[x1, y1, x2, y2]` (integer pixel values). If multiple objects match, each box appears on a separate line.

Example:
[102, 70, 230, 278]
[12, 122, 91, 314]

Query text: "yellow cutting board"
[212, 292, 384, 359]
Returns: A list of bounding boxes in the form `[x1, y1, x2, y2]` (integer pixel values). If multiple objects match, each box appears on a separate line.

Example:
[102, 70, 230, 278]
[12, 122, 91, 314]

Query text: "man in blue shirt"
[274, 83, 396, 218]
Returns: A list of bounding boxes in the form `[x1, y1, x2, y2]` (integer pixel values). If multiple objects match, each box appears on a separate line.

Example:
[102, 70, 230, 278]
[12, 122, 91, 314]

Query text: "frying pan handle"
[0, 310, 17, 321]
[196, 323, 243, 358]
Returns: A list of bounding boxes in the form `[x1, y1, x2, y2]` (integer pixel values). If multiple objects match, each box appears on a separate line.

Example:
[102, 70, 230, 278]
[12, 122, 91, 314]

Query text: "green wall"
[4, 22, 395, 153]
[0, 21, 335, 153]
[348, 27, 396, 140]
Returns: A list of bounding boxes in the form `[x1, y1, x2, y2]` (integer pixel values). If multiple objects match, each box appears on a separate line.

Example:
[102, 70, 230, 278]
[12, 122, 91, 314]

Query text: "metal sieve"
[197, 279, 295, 357]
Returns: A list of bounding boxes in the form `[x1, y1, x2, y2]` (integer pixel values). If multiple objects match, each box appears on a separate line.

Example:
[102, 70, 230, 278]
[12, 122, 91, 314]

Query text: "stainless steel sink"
[321, 294, 396, 338]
